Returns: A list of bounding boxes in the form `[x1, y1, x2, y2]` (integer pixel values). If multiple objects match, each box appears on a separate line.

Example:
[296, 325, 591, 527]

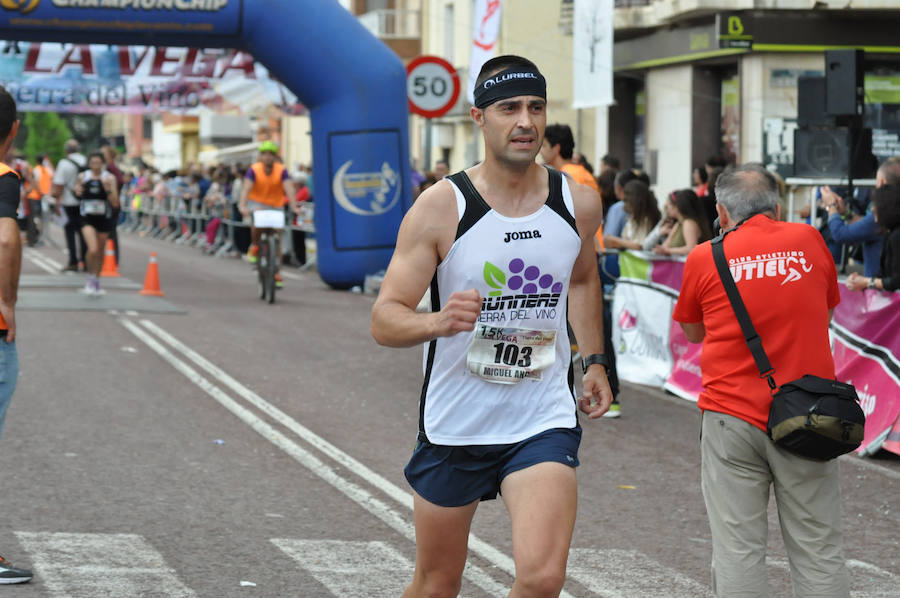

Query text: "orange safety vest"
[0, 162, 20, 331]
[35, 164, 53, 195]
[248, 162, 287, 208]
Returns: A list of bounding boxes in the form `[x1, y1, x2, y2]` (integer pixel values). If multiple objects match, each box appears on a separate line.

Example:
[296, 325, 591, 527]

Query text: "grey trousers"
[700, 411, 850, 598]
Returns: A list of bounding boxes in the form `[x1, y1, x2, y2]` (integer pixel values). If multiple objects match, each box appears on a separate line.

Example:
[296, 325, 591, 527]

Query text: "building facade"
[612, 0, 900, 197]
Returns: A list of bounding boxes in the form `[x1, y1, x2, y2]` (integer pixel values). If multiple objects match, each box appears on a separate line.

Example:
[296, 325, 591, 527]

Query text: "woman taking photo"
[604, 180, 661, 249]
[653, 188, 712, 256]
[846, 184, 900, 292]
[75, 152, 118, 296]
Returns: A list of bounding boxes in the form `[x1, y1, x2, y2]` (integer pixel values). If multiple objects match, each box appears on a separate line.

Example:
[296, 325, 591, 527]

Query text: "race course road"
[3, 225, 898, 597]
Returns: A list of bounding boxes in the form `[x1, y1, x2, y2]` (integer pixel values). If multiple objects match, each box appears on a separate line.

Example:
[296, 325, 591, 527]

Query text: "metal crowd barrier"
[120, 193, 316, 270]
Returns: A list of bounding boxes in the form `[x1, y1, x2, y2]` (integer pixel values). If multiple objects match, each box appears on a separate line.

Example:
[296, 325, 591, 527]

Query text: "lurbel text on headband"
[473, 68, 547, 109]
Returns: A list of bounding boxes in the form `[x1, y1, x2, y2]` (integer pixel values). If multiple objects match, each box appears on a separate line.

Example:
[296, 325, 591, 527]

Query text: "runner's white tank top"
[419, 168, 582, 445]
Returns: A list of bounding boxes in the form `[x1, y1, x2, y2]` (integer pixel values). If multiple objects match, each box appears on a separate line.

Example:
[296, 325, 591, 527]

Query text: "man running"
[74, 152, 119, 296]
[238, 141, 297, 288]
[0, 85, 34, 585]
[372, 55, 613, 597]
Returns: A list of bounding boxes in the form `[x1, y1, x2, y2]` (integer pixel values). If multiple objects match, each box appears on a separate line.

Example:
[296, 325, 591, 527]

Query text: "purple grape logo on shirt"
[480, 259, 562, 322]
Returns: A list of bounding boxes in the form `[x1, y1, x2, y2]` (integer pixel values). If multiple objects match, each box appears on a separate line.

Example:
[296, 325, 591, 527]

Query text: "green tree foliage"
[23, 112, 71, 165]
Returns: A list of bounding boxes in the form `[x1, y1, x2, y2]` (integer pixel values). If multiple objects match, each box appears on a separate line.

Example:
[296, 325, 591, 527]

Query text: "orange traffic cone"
[99, 239, 120, 278]
[139, 252, 164, 296]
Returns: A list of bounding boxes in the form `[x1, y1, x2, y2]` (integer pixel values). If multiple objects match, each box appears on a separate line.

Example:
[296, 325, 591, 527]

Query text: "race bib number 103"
[467, 325, 557, 384]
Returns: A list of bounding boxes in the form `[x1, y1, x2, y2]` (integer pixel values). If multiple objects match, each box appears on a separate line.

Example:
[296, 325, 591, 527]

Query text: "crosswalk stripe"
[566, 548, 713, 598]
[272, 539, 412, 597]
[15, 532, 195, 598]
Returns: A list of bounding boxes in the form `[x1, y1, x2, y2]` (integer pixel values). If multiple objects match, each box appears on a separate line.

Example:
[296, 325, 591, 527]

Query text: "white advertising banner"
[611, 281, 675, 387]
[572, 0, 613, 108]
[0, 41, 303, 115]
[467, 0, 502, 104]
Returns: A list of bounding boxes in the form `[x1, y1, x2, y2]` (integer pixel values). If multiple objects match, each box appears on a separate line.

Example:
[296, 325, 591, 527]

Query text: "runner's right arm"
[371, 181, 481, 348]
[0, 172, 22, 342]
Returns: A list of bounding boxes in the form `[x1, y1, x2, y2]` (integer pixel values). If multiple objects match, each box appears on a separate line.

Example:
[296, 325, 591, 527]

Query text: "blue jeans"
[0, 340, 19, 441]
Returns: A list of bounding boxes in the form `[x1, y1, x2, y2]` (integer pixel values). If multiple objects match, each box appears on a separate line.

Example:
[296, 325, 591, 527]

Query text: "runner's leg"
[81, 225, 101, 275]
[502, 462, 577, 598]
[403, 492, 478, 598]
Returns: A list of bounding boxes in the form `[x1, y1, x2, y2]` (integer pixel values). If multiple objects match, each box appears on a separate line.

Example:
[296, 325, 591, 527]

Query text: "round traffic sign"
[406, 55, 461, 119]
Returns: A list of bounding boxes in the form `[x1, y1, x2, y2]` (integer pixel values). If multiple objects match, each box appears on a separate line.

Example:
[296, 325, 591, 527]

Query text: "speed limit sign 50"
[406, 55, 461, 118]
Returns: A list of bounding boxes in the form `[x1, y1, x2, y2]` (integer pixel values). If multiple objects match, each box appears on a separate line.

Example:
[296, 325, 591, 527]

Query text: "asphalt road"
[2, 224, 898, 597]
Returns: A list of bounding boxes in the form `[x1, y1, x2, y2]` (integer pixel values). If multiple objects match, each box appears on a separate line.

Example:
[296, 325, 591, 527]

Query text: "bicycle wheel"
[257, 235, 268, 300]
[266, 233, 278, 304]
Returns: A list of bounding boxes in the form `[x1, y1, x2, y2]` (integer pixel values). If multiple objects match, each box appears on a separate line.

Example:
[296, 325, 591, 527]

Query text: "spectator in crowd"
[700, 155, 728, 228]
[541, 124, 600, 193]
[599, 154, 620, 175]
[51, 139, 88, 272]
[692, 165, 709, 197]
[846, 183, 900, 292]
[604, 180, 661, 250]
[417, 171, 438, 195]
[605, 169, 650, 238]
[596, 168, 617, 220]
[673, 163, 849, 597]
[654, 189, 712, 256]
[822, 157, 900, 277]
[432, 159, 449, 181]
[101, 145, 124, 264]
[573, 151, 593, 175]
[410, 159, 426, 199]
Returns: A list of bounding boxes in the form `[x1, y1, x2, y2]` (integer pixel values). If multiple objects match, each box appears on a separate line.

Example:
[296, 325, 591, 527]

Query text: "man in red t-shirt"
[673, 164, 849, 597]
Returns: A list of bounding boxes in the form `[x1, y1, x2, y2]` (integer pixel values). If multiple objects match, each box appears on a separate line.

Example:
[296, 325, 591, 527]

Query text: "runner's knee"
[515, 565, 566, 597]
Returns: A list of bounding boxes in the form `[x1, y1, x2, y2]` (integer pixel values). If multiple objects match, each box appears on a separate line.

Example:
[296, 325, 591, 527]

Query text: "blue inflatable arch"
[0, 0, 411, 288]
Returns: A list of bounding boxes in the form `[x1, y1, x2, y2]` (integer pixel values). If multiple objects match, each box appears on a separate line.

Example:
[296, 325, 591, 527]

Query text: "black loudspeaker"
[797, 77, 833, 128]
[793, 128, 876, 178]
[825, 49, 864, 117]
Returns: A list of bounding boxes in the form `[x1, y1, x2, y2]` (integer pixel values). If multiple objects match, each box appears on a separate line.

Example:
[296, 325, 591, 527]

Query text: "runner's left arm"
[568, 184, 613, 418]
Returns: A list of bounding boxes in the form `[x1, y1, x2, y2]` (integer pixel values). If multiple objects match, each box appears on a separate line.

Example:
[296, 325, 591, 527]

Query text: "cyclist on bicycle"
[239, 141, 297, 287]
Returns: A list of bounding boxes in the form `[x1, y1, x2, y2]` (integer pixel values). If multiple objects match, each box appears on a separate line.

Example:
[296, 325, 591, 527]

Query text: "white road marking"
[272, 539, 413, 597]
[24, 249, 58, 274]
[137, 319, 524, 594]
[767, 556, 898, 598]
[567, 548, 713, 598]
[119, 319, 510, 597]
[15, 532, 195, 598]
[280, 270, 302, 281]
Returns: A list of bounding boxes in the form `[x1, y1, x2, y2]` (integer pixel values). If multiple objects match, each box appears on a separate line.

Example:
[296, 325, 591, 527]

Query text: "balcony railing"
[359, 9, 421, 40]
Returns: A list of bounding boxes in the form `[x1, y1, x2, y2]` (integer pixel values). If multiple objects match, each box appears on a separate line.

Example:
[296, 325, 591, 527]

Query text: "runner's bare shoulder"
[567, 179, 603, 238]
[403, 179, 460, 247]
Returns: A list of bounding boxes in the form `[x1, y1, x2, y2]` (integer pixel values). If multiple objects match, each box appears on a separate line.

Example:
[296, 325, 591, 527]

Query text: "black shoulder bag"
[710, 229, 865, 461]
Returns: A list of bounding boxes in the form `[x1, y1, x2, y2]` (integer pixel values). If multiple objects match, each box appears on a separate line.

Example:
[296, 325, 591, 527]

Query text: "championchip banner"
[611, 251, 900, 456]
[0, 0, 240, 36]
[0, 41, 303, 114]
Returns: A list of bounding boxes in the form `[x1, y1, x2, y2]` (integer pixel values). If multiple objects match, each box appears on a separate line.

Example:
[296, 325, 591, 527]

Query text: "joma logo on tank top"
[504, 230, 542, 243]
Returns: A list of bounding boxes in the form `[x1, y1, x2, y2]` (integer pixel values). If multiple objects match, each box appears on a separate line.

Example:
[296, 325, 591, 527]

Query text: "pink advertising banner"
[613, 254, 900, 456]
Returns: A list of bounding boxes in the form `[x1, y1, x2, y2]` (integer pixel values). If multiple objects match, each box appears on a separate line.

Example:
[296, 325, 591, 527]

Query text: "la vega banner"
[0, 41, 304, 114]
[612, 251, 900, 456]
